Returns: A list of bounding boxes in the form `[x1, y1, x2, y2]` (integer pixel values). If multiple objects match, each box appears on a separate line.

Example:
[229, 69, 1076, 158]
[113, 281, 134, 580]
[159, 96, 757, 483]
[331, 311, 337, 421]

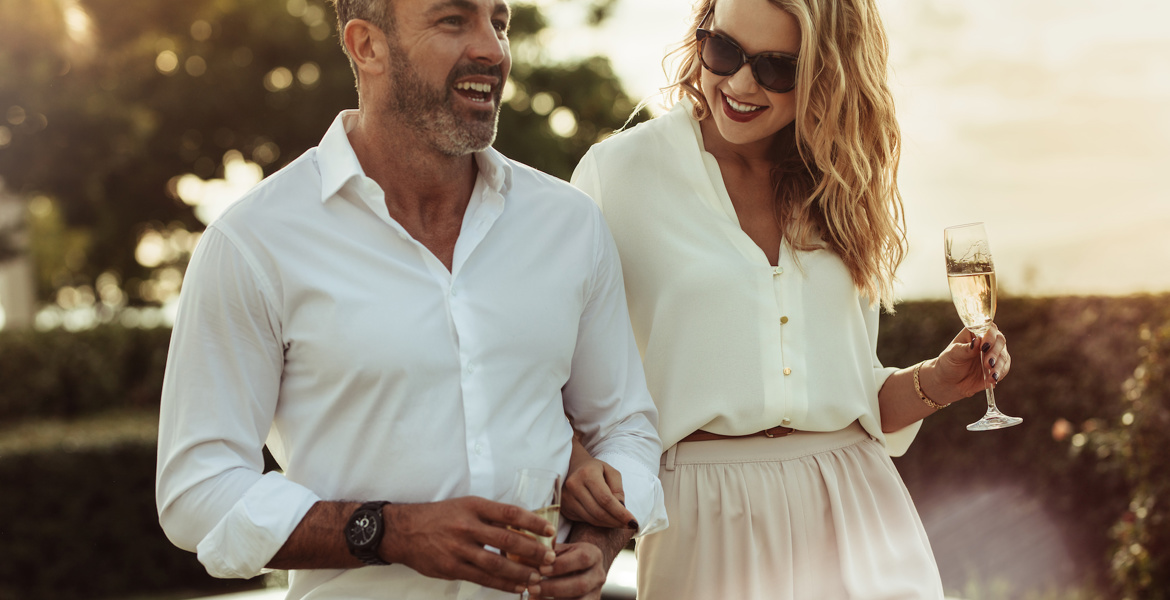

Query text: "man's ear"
[344, 19, 389, 77]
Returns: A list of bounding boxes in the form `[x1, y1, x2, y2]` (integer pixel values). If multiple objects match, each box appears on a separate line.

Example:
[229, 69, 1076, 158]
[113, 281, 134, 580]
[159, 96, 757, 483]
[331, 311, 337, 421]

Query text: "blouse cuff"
[196, 471, 321, 579]
[883, 418, 923, 458]
[593, 451, 669, 538]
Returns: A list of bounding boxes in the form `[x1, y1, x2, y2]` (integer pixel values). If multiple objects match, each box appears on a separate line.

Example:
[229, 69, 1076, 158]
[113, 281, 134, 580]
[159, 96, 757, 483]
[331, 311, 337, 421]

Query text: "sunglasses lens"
[754, 56, 797, 92]
[701, 34, 743, 76]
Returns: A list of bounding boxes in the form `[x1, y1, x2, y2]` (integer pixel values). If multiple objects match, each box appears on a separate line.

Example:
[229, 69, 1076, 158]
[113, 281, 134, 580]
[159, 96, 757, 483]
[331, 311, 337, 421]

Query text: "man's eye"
[492, 19, 508, 33]
[440, 16, 464, 26]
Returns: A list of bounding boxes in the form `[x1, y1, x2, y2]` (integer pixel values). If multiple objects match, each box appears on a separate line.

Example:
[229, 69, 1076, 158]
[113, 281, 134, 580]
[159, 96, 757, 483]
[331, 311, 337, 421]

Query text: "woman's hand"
[562, 435, 639, 530]
[930, 323, 1012, 403]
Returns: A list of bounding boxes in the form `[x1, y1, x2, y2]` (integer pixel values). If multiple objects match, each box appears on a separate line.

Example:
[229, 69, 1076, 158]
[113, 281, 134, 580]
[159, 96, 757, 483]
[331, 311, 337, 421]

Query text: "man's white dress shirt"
[156, 110, 667, 600]
[571, 100, 921, 456]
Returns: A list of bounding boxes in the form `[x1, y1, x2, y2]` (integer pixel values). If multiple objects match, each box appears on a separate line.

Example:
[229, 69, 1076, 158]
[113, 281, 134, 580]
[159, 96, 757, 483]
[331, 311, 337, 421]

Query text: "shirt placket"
[448, 180, 505, 499]
[765, 248, 807, 428]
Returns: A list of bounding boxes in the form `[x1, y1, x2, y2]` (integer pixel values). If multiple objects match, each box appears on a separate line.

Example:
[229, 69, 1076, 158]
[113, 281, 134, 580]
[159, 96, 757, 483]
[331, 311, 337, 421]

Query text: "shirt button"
[783, 367, 792, 376]
[780, 316, 789, 324]
[474, 443, 483, 454]
[466, 363, 475, 374]
[773, 266, 784, 275]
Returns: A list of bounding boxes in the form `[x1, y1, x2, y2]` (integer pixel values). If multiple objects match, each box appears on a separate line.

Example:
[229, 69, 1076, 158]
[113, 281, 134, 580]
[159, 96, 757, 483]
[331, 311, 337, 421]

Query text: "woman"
[561, 0, 1013, 597]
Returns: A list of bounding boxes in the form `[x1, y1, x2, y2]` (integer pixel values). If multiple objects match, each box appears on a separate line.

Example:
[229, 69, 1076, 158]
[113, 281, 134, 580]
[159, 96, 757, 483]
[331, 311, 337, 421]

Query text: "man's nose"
[468, 19, 507, 65]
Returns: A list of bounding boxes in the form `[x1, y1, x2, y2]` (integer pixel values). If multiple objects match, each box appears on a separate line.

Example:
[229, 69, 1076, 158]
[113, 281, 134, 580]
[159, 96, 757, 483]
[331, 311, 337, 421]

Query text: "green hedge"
[0, 430, 263, 600]
[0, 294, 1167, 599]
[0, 326, 171, 421]
[883, 295, 1170, 597]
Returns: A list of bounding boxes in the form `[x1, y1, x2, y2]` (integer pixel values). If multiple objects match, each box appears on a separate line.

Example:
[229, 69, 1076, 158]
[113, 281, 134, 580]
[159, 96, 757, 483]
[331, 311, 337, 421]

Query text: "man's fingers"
[447, 557, 535, 595]
[482, 525, 556, 568]
[461, 545, 544, 588]
[537, 543, 606, 598]
[476, 498, 556, 538]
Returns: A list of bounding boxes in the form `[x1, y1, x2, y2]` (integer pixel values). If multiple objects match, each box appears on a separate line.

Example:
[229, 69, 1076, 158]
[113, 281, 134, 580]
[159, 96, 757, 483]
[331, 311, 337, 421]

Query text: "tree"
[0, 0, 647, 312]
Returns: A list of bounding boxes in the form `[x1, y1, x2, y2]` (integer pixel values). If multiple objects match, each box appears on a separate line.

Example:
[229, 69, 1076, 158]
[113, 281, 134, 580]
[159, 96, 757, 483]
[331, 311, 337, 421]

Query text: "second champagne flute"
[507, 468, 561, 598]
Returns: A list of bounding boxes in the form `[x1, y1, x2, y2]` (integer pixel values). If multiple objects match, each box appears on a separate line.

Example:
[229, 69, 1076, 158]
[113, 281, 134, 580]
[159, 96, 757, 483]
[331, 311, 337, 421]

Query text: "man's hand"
[382, 496, 557, 594]
[532, 522, 633, 599]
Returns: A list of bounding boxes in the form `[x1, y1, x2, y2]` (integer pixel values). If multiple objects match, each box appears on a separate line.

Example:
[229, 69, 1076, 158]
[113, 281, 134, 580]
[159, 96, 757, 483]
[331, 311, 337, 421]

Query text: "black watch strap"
[345, 501, 391, 566]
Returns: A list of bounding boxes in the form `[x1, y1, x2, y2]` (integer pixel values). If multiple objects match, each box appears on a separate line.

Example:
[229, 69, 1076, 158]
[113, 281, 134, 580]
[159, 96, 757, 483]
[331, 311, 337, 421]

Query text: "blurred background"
[0, 0, 1167, 598]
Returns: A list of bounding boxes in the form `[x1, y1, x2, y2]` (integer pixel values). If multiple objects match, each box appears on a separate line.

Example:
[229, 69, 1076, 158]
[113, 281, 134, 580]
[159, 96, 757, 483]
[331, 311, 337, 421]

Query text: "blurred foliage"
[1072, 305, 1170, 598]
[881, 295, 1170, 598]
[0, 437, 265, 600]
[0, 324, 170, 420]
[0, 296, 1167, 598]
[0, 0, 646, 307]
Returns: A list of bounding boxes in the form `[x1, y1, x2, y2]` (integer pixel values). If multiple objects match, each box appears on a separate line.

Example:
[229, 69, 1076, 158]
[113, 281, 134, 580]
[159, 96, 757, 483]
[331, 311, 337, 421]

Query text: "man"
[154, 0, 667, 598]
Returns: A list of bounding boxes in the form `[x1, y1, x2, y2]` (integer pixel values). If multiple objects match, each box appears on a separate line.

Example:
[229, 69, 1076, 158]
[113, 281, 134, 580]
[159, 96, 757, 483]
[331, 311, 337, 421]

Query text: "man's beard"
[386, 45, 504, 156]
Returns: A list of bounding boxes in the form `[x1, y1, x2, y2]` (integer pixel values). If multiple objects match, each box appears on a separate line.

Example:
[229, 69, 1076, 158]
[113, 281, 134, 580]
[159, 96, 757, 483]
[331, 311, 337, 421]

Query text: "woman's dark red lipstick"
[721, 92, 767, 123]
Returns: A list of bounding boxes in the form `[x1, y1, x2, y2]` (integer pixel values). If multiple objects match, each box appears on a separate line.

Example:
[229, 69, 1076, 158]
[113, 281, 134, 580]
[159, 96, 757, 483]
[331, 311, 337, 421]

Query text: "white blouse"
[571, 100, 920, 456]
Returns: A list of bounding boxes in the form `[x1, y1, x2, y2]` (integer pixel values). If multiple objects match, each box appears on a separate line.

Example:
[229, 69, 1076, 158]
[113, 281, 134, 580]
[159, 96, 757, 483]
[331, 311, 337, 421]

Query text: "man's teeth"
[455, 82, 493, 94]
[726, 95, 763, 113]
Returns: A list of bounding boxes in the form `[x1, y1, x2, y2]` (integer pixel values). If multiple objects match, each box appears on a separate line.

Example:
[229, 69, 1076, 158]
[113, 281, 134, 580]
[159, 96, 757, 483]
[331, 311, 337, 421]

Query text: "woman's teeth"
[725, 95, 763, 113]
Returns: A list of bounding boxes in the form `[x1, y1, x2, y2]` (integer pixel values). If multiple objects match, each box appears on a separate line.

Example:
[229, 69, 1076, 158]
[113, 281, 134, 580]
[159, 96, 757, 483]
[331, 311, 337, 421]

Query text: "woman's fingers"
[563, 464, 625, 528]
[587, 464, 637, 530]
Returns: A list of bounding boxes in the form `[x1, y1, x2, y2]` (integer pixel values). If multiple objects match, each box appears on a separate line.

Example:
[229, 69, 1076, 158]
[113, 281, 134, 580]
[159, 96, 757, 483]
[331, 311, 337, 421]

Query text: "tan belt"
[680, 426, 797, 443]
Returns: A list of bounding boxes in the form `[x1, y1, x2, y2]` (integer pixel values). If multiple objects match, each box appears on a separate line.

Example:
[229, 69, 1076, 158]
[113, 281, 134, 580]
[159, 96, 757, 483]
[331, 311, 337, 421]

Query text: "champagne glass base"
[967, 413, 1023, 431]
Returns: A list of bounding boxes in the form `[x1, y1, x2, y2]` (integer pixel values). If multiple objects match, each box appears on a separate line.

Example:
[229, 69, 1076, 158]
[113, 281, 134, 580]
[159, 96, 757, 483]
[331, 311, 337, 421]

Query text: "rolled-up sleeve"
[561, 207, 668, 537]
[156, 226, 319, 578]
[864, 299, 921, 457]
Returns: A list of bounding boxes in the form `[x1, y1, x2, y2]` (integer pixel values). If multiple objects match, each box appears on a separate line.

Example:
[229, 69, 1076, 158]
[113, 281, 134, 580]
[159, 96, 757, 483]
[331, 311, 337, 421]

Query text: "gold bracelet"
[913, 362, 947, 410]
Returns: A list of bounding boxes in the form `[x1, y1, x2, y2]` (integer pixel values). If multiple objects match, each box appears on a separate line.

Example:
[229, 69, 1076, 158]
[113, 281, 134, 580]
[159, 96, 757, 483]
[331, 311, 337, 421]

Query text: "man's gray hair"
[328, 0, 394, 81]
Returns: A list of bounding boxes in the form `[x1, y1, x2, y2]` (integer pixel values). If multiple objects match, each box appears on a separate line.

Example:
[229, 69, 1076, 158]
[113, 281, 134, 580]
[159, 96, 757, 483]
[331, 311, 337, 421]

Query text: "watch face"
[349, 511, 379, 546]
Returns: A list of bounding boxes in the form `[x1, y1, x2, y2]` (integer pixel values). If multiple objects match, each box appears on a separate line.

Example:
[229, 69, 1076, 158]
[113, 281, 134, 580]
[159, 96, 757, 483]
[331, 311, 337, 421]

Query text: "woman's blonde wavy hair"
[664, 0, 906, 310]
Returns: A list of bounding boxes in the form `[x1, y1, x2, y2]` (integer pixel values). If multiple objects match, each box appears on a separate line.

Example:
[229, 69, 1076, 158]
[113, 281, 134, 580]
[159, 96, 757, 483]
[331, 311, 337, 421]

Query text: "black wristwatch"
[345, 501, 391, 566]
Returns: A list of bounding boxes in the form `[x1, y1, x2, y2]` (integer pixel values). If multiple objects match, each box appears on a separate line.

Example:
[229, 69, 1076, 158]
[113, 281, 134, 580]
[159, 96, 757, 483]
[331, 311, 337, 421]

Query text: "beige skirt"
[636, 422, 944, 600]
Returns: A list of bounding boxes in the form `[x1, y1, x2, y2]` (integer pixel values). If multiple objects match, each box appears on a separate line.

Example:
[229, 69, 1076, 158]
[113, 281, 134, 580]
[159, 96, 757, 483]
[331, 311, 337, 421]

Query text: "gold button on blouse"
[783, 367, 792, 376]
[780, 316, 789, 324]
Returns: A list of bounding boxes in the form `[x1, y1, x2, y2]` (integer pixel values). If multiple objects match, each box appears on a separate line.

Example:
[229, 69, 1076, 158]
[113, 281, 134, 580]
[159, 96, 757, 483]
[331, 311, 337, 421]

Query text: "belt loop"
[664, 444, 678, 471]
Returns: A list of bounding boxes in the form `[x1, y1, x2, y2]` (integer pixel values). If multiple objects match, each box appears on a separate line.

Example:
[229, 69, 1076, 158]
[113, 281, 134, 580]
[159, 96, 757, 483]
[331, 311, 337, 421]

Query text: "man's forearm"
[566, 522, 635, 570]
[267, 501, 365, 569]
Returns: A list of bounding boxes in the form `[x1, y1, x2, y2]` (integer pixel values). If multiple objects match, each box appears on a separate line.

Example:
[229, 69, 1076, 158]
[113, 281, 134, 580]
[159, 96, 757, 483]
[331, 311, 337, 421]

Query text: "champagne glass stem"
[980, 345, 999, 415]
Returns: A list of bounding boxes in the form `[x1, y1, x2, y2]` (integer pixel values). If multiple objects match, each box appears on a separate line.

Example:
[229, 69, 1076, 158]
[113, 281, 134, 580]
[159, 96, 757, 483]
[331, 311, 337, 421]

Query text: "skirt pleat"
[636, 422, 944, 600]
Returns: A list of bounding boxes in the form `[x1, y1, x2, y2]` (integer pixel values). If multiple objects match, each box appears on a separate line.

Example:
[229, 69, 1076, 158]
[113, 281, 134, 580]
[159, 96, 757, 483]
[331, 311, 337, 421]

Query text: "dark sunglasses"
[695, 28, 799, 94]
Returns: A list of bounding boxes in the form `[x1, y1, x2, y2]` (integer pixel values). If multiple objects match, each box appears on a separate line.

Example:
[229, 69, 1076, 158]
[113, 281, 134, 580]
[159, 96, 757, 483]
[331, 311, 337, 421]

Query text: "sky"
[533, 0, 1170, 300]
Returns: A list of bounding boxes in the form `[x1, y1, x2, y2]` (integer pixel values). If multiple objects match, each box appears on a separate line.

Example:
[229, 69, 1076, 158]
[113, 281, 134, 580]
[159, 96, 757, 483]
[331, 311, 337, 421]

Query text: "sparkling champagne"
[947, 271, 996, 335]
[506, 504, 560, 561]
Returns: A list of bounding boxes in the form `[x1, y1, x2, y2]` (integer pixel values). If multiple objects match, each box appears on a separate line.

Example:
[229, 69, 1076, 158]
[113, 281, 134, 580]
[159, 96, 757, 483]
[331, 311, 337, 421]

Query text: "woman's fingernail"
[981, 342, 991, 352]
[970, 339, 976, 349]
[992, 371, 999, 381]
[628, 519, 640, 530]
[530, 572, 542, 584]
[989, 357, 996, 368]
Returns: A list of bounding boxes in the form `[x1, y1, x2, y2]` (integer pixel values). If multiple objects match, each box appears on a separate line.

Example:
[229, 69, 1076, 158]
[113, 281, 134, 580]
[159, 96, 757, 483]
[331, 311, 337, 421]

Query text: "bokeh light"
[155, 50, 179, 75]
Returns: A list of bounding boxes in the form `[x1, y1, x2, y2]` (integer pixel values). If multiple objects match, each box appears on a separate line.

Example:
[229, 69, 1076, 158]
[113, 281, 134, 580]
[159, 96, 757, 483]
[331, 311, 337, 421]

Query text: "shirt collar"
[316, 110, 514, 203]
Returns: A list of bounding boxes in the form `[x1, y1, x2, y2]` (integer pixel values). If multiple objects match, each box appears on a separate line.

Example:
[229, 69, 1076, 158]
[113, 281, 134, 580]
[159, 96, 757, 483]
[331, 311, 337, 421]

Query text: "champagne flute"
[507, 468, 561, 599]
[944, 222, 1022, 431]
